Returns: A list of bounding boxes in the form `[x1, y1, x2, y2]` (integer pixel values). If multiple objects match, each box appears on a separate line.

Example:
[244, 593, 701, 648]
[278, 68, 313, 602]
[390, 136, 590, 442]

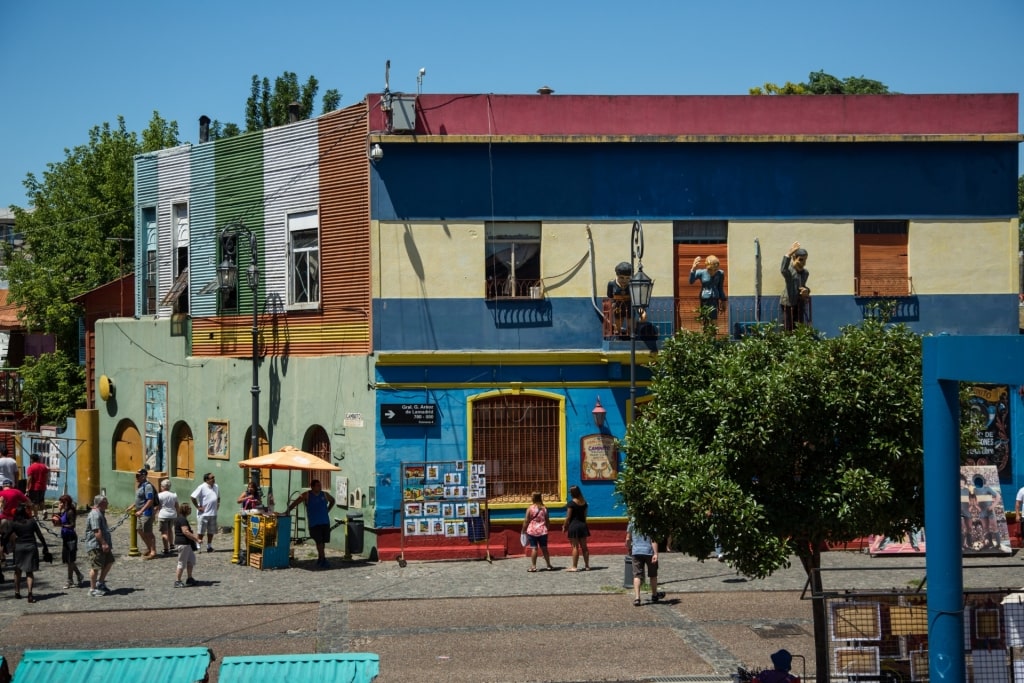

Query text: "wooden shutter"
[855, 225, 909, 297]
[674, 243, 729, 334]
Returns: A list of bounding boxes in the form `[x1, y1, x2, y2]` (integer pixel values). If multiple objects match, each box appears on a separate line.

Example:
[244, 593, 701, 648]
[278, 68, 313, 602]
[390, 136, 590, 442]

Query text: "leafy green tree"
[5, 113, 178, 422]
[1017, 174, 1023, 249]
[18, 353, 85, 429]
[617, 316, 925, 681]
[243, 72, 342, 133]
[751, 70, 892, 95]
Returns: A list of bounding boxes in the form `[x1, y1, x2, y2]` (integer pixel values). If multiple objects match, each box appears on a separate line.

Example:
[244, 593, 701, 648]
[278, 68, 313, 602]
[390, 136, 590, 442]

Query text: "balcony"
[485, 277, 545, 301]
[602, 297, 814, 342]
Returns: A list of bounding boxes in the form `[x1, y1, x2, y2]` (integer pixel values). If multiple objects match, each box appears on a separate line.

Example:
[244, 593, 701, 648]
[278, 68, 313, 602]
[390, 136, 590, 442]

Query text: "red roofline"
[366, 93, 1019, 137]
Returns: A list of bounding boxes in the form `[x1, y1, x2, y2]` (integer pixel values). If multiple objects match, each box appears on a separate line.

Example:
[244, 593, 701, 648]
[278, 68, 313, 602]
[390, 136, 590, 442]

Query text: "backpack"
[145, 482, 159, 513]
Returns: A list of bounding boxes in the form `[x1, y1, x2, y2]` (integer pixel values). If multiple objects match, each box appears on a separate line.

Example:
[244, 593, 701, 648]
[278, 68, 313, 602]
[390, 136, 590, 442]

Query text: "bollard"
[128, 511, 140, 557]
[623, 554, 636, 589]
[231, 513, 242, 564]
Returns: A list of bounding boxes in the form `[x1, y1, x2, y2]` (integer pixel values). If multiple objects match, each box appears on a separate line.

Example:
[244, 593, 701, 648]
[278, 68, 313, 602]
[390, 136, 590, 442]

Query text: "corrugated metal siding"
[218, 653, 379, 683]
[134, 153, 159, 318]
[156, 147, 193, 317]
[189, 141, 217, 317]
[196, 132, 265, 357]
[188, 102, 372, 358]
[262, 118, 320, 311]
[318, 102, 372, 355]
[12, 647, 212, 683]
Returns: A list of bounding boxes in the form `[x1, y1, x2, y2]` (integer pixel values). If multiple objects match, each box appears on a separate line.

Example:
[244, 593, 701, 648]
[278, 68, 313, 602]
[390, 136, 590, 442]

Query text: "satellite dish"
[99, 375, 115, 401]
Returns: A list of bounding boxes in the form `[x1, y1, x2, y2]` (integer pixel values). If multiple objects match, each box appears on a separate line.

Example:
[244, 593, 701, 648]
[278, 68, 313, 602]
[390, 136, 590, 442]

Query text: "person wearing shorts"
[26, 454, 48, 514]
[173, 502, 202, 587]
[190, 473, 220, 552]
[626, 519, 665, 606]
[286, 479, 336, 569]
[84, 495, 114, 596]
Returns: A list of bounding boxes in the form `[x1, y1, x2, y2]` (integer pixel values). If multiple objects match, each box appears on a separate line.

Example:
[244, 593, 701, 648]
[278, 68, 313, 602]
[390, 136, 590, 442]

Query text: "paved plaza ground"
[0, 510, 1020, 682]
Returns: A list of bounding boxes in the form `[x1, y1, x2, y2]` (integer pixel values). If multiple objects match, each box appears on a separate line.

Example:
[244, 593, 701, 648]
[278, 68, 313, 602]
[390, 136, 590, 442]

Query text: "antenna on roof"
[381, 60, 393, 113]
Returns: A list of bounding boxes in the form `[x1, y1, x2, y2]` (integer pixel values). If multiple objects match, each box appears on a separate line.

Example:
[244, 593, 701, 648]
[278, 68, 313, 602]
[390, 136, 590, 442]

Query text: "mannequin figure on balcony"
[780, 241, 810, 331]
[607, 262, 646, 339]
[689, 255, 726, 322]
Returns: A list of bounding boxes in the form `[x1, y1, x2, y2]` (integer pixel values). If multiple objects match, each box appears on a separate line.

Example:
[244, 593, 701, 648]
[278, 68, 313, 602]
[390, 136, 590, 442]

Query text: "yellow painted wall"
[373, 218, 1019, 300]
[373, 220, 677, 300]
[909, 220, 1017, 294]
[726, 222, 853, 297]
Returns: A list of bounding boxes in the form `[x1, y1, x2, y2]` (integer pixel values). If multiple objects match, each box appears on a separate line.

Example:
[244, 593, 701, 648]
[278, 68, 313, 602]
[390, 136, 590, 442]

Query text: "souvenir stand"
[398, 460, 491, 566]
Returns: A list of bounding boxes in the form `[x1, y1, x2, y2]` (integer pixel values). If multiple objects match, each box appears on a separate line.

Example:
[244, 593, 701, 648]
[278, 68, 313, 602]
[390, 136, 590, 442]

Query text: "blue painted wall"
[374, 294, 1019, 351]
[371, 142, 1018, 221]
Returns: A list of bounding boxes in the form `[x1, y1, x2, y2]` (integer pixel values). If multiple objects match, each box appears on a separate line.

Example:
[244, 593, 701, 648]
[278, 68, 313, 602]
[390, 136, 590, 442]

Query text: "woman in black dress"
[562, 485, 591, 571]
[4, 503, 51, 602]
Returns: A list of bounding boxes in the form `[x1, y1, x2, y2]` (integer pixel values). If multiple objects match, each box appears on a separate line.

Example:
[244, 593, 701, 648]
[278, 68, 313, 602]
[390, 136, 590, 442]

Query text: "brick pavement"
[0, 510, 1019, 682]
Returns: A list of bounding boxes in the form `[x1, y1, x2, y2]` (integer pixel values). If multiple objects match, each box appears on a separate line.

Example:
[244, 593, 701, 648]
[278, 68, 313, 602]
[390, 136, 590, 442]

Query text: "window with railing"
[470, 392, 561, 504]
[485, 222, 542, 299]
[855, 220, 911, 297]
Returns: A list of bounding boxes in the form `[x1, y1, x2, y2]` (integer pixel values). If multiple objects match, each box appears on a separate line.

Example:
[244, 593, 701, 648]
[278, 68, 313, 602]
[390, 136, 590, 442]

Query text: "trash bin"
[623, 555, 636, 589]
[346, 511, 364, 556]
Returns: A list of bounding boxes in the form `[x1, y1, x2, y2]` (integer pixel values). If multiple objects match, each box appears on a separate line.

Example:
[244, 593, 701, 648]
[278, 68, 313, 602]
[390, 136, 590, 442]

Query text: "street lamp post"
[628, 220, 654, 426]
[218, 223, 261, 487]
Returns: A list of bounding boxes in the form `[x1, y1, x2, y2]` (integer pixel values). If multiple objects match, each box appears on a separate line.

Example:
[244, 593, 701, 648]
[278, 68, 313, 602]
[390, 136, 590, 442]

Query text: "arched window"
[469, 391, 563, 505]
[243, 427, 270, 488]
[171, 421, 195, 479]
[301, 425, 333, 491]
[113, 419, 143, 472]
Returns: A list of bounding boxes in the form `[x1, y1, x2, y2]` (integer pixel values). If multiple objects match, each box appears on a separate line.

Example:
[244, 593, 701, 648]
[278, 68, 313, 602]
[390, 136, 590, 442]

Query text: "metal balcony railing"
[602, 297, 814, 341]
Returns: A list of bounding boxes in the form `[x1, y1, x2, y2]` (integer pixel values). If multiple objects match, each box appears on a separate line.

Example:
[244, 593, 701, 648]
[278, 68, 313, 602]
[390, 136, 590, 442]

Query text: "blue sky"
[2, 0, 1022, 210]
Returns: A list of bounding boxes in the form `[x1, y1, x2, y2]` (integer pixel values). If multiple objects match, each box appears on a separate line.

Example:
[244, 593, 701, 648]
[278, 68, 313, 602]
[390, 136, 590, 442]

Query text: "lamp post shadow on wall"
[627, 220, 654, 426]
[218, 222, 262, 489]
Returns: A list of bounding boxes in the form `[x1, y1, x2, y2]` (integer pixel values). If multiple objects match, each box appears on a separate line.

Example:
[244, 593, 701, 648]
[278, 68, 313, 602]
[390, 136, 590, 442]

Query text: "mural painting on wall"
[144, 382, 167, 472]
[580, 434, 618, 481]
[965, 384, 1011, 484]
[868, 527, 926, 556]
[207, 421, 229, 460]
[960, 465, 1012, 555]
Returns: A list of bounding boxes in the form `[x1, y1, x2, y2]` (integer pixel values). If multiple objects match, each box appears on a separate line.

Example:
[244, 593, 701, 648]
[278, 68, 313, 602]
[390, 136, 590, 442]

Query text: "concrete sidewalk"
[0, 511, 1019, 682]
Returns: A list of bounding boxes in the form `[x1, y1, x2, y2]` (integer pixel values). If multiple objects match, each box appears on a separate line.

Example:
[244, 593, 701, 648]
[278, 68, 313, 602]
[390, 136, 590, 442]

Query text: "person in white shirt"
[156, 479, 179, 555]
[0, 443, 18, 487]
[190, 473, 220, 553]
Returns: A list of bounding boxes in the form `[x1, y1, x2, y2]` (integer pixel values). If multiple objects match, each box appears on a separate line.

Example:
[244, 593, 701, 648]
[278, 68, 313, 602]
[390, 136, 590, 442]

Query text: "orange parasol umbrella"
[238, 445, 341, 504]
[237, 445, 341, 471]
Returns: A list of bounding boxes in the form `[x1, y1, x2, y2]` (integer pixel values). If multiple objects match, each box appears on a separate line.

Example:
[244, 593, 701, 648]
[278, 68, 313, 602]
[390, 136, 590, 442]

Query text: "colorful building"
[95, 91, 1022, 559]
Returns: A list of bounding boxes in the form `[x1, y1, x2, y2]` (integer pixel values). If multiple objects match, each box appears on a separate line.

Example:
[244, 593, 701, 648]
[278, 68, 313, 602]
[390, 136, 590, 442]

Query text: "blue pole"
[922, 340, 964, 682]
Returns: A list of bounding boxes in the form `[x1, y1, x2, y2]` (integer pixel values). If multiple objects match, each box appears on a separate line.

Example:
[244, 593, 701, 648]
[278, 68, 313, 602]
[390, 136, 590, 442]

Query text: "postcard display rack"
[399, 460, 491, 563]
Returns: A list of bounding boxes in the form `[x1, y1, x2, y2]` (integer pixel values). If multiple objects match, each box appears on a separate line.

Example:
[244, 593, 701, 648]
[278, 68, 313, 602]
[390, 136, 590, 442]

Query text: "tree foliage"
[1017, 174, 1023, 249]
[207, 72, 341, 140]
[750, 70, 892, 95]
[5, 113, 178, 420]
[617, 316, 925, 580]
[18, 352, 85, 429]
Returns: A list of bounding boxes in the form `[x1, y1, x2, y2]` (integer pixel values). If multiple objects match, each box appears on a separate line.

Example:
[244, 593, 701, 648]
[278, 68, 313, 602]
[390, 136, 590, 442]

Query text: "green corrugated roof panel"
[13, 647, 212, 683]
[218, 653, 380, 683]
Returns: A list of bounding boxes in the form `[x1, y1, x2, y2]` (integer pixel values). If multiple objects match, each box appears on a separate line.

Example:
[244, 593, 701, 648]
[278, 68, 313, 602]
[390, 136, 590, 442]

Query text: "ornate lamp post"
[628, 220, 654, 425]
[218, 222, 261, 485]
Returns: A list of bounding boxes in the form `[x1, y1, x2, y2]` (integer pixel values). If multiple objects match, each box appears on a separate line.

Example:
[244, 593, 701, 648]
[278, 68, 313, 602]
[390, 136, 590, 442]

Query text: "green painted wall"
[94, 317, 377, 552]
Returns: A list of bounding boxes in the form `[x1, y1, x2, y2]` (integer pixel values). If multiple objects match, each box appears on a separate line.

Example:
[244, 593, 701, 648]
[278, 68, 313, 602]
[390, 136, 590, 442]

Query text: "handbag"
[520, 532, 528, 547]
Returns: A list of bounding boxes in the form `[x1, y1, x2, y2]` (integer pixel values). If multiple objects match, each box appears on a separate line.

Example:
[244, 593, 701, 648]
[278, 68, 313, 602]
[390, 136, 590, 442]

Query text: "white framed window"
[485, 222, 541, 299]
[288, 210, 320, 308]
[142, 206, 157, 314]
[172, 202, 189, 313]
